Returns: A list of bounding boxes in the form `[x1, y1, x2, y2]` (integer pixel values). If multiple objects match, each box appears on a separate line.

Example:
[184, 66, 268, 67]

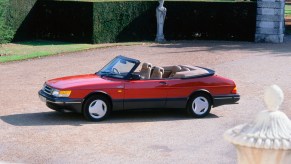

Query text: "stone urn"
[224, 85, 291, 164]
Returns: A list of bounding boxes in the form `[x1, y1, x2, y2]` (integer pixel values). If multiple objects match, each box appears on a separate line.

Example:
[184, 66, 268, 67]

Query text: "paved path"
[0, 38, 291, 163]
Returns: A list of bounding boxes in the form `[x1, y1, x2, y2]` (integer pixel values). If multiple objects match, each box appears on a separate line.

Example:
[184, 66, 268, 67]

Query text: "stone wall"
[255, 0, 285, 43]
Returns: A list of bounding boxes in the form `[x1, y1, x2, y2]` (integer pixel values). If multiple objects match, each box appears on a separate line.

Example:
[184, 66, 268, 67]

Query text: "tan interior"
[171, 65, 209, 78]
[150, 67, 164, 79]
[160, 65, 209, 79]
[181, 67, 190, 71]
[169, 66, 182, 78]
[138, 63, 209, 80]
[139, 62, 152, 79]
[161, 66, 173, 78]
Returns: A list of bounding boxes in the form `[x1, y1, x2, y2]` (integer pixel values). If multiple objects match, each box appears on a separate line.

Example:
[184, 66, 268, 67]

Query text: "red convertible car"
[39, 55, 239, 121]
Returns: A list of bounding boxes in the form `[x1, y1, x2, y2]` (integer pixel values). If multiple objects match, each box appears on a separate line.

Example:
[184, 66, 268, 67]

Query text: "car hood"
[46, 74, 116, 89]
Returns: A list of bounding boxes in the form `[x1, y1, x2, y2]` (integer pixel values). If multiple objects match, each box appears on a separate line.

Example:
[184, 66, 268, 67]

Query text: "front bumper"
[213, 94, 240, 107]
[38, 90, 83, 113]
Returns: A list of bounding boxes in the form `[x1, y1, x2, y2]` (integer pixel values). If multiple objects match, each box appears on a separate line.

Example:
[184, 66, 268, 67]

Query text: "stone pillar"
[255, 0, 285, 43]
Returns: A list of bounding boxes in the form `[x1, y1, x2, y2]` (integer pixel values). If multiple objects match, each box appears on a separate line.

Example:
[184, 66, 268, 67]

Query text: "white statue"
[155, 0, 166, 42]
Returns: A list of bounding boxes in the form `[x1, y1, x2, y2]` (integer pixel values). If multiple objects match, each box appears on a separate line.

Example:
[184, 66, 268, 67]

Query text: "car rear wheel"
[83, 95, 111, 121]
[187, 93, 212, 118]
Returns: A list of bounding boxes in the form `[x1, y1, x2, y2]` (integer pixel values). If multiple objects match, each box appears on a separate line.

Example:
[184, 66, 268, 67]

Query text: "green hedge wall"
[1, 0, 257, 44]
[8, 0, 39, 42]
[0, 0, 12, 43]
[93, 2, 156, 43]
[0, 0, 38, 43]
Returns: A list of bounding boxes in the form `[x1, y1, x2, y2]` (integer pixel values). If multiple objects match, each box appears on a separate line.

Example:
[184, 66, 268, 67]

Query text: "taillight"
[231, 86, 237, 94]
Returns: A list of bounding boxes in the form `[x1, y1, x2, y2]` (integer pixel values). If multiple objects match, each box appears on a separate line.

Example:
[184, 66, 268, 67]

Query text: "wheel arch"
[188, 89, 214, 106]
[82, 91, 113, 110]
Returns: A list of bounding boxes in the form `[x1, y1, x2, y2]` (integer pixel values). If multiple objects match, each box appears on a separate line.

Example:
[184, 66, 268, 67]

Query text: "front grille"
[43, 85, 52, 95]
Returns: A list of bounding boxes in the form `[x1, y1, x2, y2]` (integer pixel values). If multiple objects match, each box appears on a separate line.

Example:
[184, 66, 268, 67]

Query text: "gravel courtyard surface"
[0, 39, 291, 163]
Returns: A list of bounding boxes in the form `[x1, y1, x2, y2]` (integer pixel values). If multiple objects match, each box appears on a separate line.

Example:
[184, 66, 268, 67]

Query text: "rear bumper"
[38, 90, 83, 113]
[213, 94, 240, 107]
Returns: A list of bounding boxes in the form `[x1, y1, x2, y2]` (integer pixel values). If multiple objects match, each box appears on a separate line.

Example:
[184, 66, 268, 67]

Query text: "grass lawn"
[0, 40, 146, 63]
[286, 4, 291, 16]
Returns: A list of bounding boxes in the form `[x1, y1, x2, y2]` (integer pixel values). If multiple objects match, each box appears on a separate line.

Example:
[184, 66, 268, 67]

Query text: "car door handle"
[159, 81, 167, 85]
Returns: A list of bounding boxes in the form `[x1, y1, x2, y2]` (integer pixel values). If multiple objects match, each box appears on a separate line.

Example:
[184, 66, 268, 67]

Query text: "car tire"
[83, 95, 111, 121]
[187, 93, 212, 118]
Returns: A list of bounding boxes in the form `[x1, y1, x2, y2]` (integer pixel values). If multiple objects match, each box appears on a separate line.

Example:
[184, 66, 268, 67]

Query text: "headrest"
[172, 65, 182, 72]
[142, 62, 152, 69]
[153, 66, 164, 74]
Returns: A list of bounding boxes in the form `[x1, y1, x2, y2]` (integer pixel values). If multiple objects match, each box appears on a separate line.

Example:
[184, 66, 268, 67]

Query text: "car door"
[163, 78, 195, 109]
[123, 79, 168, 109]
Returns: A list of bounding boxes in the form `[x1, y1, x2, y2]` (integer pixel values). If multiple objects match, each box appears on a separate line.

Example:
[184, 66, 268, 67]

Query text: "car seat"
[151, 67, 164, 79]
[140, 62, 152, 79]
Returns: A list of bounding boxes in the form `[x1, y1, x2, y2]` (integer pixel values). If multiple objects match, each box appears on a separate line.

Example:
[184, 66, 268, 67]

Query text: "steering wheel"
[112, 68, 120, 74]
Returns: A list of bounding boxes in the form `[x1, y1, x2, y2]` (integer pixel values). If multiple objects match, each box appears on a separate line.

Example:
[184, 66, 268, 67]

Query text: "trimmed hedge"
[1, 0, 257, 44]
[0, 0, 38, 43]
[93, 2, 156, 43]
[0, 0, 12, 43]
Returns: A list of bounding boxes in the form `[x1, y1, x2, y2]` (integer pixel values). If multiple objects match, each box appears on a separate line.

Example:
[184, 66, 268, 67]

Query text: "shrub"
[0, 0, 13, 43]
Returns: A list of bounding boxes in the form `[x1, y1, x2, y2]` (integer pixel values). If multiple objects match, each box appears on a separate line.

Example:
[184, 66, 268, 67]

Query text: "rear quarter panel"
[166, 75, 236, 98]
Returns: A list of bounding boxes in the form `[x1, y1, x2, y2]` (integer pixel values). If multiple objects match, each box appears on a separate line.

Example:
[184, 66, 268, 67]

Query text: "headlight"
[52, 89, 71, 97]
[52, 89, 60, 97]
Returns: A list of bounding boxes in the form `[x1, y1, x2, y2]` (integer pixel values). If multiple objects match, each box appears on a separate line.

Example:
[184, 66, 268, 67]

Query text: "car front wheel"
[187, 93, 212, 118]
[83, 95, 111, 121]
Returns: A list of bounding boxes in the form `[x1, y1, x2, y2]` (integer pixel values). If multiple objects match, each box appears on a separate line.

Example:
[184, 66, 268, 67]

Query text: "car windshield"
[97, 57, 136, 79]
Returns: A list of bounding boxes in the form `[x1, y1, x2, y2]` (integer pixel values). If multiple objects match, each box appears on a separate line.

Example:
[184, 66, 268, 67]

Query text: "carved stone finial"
[224, 85, 291, 150]
[264, 85, 284, 112]
[224, 85, 291, 163]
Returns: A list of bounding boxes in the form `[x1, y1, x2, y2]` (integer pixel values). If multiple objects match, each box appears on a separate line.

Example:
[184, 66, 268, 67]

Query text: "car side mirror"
[130, 74, 141, 80]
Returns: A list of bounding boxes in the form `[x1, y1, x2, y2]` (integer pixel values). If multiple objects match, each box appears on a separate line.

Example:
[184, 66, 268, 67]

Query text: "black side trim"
[123, 98, 166, 110]
[112, 98, 167, 110]
[165, 98, 188, 109]
[213, 94, 240, 107]
[112, 99, 123, 111]
[112, 97, 188, 110]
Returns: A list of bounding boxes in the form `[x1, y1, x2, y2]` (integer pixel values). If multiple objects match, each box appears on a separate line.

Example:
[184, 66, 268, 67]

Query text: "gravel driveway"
[0, 38, 291, 163]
